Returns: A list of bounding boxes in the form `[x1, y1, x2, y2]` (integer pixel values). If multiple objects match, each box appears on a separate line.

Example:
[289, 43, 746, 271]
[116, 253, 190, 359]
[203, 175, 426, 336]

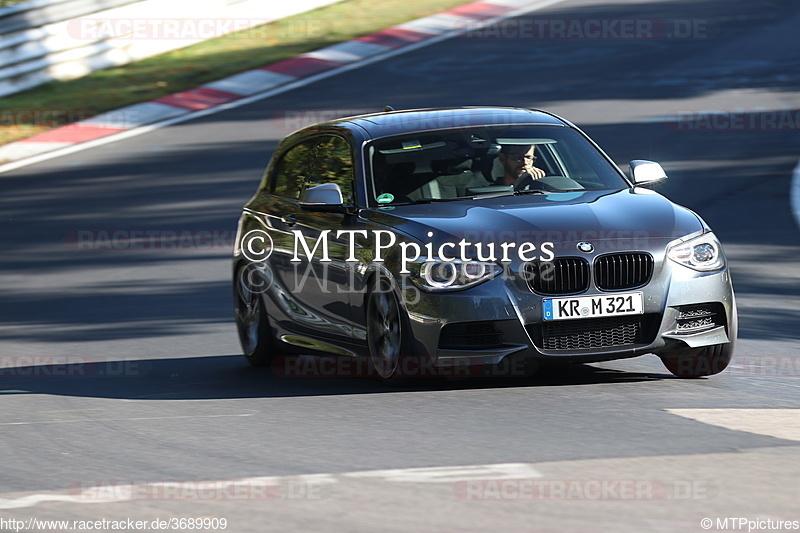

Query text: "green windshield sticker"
[377, 193, 394, 204]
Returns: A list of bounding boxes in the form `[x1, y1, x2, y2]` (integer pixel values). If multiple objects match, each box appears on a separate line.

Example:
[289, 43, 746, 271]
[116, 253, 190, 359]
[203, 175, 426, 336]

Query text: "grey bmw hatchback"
[233, 107, 737, 382]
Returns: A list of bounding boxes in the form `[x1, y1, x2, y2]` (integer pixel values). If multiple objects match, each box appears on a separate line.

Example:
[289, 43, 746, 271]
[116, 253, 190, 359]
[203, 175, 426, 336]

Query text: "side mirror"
[629, 160, 668, 186]
[299, 183, 349, 213]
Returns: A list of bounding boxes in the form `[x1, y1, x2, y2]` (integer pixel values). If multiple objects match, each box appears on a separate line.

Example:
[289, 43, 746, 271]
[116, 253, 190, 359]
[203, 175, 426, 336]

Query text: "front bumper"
[402, 257, 737, 367]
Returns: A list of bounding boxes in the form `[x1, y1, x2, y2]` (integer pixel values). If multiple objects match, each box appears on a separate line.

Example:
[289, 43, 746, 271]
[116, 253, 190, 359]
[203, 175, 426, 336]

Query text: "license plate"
[543, 292, 644, 321]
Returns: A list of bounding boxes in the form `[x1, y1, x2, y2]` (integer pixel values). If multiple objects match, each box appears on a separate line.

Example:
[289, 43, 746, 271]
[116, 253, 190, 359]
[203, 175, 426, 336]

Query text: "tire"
[660, 343, 733, 378]
[366, 275, 408, 384]
[234, 263, 277, 367]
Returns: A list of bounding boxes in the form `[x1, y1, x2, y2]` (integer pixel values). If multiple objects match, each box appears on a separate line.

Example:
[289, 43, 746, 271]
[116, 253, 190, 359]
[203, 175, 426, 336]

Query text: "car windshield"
[367, 125, 629, 206]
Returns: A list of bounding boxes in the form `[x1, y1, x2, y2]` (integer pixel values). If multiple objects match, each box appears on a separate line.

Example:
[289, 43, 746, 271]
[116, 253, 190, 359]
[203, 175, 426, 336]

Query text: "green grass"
[0, 0, 470, 145]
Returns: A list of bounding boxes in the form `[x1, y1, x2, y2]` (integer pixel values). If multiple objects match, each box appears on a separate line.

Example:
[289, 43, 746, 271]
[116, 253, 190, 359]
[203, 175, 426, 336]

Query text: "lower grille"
[527, 315, 659, 351]
[439, 322, 504, 350]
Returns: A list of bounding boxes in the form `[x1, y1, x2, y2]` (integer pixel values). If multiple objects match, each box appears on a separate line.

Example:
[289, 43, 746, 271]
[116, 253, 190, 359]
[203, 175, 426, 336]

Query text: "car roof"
[326, 107, 568, 140]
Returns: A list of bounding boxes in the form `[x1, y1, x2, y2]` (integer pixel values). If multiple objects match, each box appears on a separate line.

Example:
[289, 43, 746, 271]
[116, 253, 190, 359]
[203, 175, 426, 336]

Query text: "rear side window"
[271, 141, 313, 199]
[305, 136, 355, 205]
[270, 135, 354, 203]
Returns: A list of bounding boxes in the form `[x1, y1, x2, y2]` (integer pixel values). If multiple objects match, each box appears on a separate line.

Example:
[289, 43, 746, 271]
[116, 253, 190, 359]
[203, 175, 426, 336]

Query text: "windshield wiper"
[515, 188, 587, 195]
[408, 197, 469, 204]
[385, 190, 585, 205]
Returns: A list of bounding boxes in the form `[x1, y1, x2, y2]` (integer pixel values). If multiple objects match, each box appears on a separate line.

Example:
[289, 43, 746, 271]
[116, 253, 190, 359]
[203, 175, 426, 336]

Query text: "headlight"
[667, 231, 725, 271]
[410, 260, 501, 291]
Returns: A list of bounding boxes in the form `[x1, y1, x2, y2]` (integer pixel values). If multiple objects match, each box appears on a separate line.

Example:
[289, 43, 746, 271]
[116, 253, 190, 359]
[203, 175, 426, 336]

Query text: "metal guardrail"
[0, 0, 148, 96]
[0, 0, 340, 98]
[0, 0, 140, 35]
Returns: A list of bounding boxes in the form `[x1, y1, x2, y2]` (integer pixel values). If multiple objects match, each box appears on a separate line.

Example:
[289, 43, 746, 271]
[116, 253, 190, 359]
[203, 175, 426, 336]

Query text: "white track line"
[666, 408, 800, 442]
[0, 413, 254, 426]
[0, 463, 540, 509]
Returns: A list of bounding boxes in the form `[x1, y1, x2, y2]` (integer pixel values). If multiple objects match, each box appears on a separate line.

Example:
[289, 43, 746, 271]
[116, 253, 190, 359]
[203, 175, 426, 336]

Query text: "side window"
[271, 141, 314, 199]
[305, 136, 355, 205]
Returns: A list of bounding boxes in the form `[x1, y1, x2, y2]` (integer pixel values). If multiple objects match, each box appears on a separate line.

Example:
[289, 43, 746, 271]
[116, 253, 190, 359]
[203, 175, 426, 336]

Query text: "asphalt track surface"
[1, 0, 799, 531]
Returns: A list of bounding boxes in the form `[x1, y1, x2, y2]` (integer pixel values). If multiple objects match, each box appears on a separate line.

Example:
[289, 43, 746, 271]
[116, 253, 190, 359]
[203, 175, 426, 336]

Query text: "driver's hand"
[525, 163, 546, 180]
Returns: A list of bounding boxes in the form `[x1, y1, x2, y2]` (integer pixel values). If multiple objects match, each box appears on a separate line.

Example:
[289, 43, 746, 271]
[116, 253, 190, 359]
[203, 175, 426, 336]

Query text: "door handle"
[282, 214, 297, 226]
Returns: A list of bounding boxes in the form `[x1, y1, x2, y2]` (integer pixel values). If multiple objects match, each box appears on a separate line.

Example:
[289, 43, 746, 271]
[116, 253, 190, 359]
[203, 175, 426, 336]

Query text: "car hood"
[363, 188, 703, 255]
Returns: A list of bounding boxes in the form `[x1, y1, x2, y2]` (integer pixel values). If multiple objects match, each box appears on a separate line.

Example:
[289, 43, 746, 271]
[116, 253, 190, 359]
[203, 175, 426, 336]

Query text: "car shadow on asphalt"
[0, 353, 670, 400]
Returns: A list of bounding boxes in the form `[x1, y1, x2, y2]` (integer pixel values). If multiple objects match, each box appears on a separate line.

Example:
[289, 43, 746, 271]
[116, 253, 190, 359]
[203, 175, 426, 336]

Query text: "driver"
[496, 144, 546, 188]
